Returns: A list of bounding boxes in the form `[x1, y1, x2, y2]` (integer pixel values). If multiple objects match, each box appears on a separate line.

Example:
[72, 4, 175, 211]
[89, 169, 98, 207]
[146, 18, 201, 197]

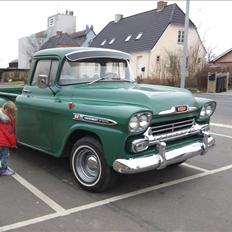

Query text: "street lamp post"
[180, 0, 190, 88]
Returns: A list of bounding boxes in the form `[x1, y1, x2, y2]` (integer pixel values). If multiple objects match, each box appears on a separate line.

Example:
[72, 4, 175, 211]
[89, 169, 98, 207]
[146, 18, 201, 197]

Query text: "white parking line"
[0, 213, 60, 232]
[12, 173, 66, 214]
[181, 163, 209, 172]
[211, 132, 232, 139]
[211, 123, 232, 129]
[1, 164, 232, 232]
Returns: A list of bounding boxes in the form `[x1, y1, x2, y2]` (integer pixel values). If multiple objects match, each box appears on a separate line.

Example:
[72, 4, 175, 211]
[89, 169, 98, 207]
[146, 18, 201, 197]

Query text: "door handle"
[23, 89, 32, 94]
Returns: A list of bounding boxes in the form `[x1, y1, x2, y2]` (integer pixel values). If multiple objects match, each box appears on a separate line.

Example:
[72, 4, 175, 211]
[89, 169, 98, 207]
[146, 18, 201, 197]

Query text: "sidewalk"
[206, 89, 232, 96]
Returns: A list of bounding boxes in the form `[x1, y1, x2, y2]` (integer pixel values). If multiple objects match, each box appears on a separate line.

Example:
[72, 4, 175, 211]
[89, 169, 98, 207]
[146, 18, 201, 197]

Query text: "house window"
[100, 40, 107, 46]
[48, 16, 55, 27]
[178, 30, 184, 43]
[125, 34, 132, 42]
[156, 56, 160, 63]
[135, 32, 143, 40]
[109, 38, 116, 44]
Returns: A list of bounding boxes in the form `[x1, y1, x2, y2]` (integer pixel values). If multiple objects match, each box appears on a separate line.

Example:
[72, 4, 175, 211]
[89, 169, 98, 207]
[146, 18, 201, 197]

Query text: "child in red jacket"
[0, 101, 17, 176]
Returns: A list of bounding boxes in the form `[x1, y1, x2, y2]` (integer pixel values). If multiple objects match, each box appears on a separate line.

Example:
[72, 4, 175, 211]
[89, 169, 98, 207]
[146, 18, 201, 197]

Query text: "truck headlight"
[129, 112, 152, 133]
[199, 102, 216, 119]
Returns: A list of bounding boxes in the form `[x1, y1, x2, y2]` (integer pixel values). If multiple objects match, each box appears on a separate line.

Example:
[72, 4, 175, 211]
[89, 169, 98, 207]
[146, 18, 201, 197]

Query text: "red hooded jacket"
[0, 109, 16, 147]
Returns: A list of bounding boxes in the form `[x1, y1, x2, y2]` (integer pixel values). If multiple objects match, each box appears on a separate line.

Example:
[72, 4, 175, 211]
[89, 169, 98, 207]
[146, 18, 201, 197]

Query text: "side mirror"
[37, 74, 48, 88]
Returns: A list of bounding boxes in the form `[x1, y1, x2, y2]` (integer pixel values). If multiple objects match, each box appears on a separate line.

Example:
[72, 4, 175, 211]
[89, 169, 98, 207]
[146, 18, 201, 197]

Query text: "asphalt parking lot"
[0, 91, 232, 232]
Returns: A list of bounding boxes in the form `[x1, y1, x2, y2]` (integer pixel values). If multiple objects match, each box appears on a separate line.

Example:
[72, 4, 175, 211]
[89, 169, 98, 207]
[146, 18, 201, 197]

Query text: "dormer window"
[109, 38, 116, 44]
[101, 40, 107, 46]
[125, 34, 132, 42]
[135, 32, 143, 40]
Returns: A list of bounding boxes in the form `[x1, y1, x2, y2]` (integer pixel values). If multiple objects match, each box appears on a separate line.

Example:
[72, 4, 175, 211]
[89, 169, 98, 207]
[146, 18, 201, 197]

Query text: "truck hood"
[64, 83, 197, 115]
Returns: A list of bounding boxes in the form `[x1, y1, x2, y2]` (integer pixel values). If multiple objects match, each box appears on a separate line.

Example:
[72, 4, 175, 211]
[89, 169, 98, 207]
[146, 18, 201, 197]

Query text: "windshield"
[59, 58, 134, 85]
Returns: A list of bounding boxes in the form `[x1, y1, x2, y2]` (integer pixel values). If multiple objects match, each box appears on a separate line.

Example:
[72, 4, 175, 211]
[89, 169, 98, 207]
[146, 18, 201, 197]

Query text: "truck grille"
[151, 118, 195, 136]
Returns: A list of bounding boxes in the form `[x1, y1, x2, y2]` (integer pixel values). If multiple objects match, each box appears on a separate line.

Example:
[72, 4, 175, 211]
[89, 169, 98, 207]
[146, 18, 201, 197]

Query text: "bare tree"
[25, 35, 46, 65]
[206, 45, 217, 62]
[165, 50, 181, 82]
[148, 43, 207, 89]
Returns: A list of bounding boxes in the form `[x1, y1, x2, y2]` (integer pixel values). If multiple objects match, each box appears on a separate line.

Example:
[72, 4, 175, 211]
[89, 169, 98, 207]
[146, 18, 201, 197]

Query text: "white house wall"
[130, 51, 150, 80]
[149, 24, 206, 79]
[82, 30, 96, 47]
[47, 14, 76, 38]
[19, 13, 77, 69]
[18, 37, 29, 69]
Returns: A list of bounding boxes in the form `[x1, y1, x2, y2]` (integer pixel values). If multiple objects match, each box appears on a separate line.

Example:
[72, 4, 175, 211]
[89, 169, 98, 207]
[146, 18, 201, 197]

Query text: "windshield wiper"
[87, 77, 106, 85]
[87, 76, 135, 85]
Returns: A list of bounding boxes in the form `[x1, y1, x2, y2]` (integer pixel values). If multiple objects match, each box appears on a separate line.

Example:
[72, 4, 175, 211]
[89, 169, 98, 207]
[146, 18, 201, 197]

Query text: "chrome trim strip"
[73, 113, 117, 125]
[113, 134, 215, 174]
[158, 106, 176, 115]
[158, 105, 197, 115]
[189, 106, 198, 111]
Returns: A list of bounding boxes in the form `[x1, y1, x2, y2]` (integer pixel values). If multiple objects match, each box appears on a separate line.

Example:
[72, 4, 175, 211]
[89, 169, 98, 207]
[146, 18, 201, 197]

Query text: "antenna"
[56, 4, 59, 14]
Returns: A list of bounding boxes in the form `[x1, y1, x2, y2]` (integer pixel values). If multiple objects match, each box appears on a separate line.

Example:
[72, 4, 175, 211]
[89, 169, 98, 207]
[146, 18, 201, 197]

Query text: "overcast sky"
[0, 1, 231, 68]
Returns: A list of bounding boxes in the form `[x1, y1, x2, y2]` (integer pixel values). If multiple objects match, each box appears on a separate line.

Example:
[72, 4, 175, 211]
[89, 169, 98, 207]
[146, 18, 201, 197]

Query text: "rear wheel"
[70, 136, 116, 192]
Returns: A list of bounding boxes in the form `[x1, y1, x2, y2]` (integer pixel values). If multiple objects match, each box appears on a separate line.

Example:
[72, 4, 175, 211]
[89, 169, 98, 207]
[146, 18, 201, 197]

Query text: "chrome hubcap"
[75, 147, 100, 184]
[86, 156, 98, 171]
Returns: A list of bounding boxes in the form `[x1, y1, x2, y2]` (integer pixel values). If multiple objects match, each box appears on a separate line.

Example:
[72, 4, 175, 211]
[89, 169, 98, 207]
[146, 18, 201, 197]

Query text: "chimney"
[114, 14, 123, 23]
[157, 1, 167, 11]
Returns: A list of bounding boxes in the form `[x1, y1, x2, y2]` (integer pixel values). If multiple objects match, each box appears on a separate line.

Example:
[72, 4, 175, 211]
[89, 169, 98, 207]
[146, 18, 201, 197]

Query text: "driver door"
[16, 59, 59, 152]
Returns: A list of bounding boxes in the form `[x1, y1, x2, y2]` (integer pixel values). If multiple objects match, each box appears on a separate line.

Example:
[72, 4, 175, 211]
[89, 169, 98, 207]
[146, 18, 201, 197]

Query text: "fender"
[60, 122, 128, 165]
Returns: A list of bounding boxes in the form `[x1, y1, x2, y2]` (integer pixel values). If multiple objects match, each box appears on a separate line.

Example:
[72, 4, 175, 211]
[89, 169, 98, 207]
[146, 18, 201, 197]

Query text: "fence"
[0, 69, 29, 83]
[207, 72, 229, 93]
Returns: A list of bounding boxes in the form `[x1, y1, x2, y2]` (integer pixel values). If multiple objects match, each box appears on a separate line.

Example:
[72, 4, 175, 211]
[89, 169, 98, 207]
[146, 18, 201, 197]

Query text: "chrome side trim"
[158, 106, 176, 115]
[73, 113, 117, 125]
[113, 134, 215, 174]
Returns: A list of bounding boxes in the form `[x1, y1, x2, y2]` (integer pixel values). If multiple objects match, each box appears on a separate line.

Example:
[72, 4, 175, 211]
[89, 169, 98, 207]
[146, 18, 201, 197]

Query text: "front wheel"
[70, 136, 116, 192]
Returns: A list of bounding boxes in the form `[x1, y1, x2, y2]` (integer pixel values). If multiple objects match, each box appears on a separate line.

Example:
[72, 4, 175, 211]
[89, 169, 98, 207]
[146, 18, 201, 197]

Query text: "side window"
[31, 60, 59, 86]
[32, 60, 51, 86]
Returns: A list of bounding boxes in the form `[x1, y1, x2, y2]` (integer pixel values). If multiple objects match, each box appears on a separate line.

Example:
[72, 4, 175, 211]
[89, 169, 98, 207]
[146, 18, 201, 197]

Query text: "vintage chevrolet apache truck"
[0, 47, 216, 192]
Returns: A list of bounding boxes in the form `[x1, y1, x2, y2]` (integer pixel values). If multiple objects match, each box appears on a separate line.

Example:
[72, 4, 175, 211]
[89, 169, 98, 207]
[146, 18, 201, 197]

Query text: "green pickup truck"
[0, 47, 216, 192]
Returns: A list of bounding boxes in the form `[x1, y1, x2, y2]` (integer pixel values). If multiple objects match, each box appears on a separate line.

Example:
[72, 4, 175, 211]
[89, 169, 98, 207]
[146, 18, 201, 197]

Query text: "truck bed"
[0, 84, 24, 101]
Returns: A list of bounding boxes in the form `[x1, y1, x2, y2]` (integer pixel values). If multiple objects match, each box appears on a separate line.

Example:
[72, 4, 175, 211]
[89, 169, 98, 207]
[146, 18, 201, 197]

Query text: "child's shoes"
[0, 167, 15, 176]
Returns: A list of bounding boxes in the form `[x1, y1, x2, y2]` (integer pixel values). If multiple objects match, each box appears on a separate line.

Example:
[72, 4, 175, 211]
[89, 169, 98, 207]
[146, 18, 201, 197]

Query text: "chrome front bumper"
[113, 132, 215, 174]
